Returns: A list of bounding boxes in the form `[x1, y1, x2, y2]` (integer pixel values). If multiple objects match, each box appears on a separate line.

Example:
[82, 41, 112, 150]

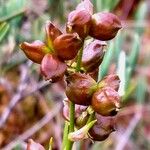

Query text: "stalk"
[65, 45, 84, 150]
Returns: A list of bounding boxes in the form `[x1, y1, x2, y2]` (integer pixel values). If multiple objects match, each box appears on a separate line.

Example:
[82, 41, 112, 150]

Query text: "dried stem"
[2, 103, 61, 150]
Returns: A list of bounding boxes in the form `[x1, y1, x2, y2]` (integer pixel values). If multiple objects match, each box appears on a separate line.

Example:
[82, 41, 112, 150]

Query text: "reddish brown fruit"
[19, 40, 49, 64]
[66, 10, 91, 39]
[45, 21, 62, 50]
[66, 73, 97, 106]
[53, 33, 82, 60]
[92, 87, 120, 116]
[82, 40, 106, 72]
[89, 113, 115, 141]
[40, 54, 67, 82]
[98, 74, 120, 91]
[89, 12, 122, 41]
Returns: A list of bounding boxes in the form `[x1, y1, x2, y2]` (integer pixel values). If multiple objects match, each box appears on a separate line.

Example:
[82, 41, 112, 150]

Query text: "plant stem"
[62, 121, 69, 149]
[76, 46, 84, 72]
[66, 45, 84, 150]
[66, 102, 75, 150]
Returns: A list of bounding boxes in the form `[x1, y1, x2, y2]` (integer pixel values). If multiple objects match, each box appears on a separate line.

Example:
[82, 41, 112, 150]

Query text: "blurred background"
[0, 0, 150, 149]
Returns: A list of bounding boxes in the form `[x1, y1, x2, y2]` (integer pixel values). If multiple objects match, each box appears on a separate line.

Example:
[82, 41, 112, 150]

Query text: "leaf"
[114, 31, 123, 62]
[135, 1, 147, 34]
[49, 137, 53, 150]
[0, 22, 10, 42]
[127, 34, 140, 73]
[117, 51, 126, 97]
[94, 0, 120, 12]
[135, 77, 146, 104]
[0, 0, 26, 23]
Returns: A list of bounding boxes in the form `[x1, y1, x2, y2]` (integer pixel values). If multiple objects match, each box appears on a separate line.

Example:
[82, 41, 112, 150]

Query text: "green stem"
[66, 102, 75, 149]
[87, 112, 95, 124]
[66, 45, 84, 150]
[62, 121, 69, 149]
[76, 46, 84, 72]
[69, 102, 75, 132]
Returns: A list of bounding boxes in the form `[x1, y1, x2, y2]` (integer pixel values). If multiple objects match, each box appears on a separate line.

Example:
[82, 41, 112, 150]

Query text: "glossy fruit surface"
[89, 12, 122, 41]
[66, 73, 97, 105]
[92, 87, 120, 116]
[54, 33, 82, 60]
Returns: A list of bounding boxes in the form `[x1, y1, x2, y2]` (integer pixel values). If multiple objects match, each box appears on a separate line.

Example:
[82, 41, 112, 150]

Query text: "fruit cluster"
[20, 0, 122, 143]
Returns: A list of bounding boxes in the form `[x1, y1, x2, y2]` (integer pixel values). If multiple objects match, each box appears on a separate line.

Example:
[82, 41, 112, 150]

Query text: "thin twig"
[0, 64, 29, 128]
[2, 103, 62, 150]
[0, 63, 50, 128]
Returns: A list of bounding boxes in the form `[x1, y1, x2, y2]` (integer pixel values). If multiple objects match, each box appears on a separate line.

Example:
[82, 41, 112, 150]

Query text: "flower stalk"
[66, 45, 84, 150]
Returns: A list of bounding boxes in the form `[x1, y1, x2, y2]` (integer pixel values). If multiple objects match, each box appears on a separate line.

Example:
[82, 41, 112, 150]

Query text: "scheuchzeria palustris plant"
[19, 0, 122, 149]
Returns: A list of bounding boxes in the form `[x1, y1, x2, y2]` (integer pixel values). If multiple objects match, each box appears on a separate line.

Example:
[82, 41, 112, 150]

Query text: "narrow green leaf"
[0, 22, 10, 42]
[135, 77, 146, 104]
[109, 0, 120, 11]
[0, 0, 26, 23]
[114, 31, 123, 62]
[117, 51, 126, 97]
[135, 1, 147, 34]
[127, 34, 140, 73]
[95, 0, 103, 12]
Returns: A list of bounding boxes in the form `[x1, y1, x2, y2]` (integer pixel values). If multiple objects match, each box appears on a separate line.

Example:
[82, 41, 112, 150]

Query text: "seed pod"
[92, 87, 120, 116]
[40, 54, 67, 82]
[45, 21, 62, 50]
[76, 0, 93, 15]
[53, 33, 82, 60]
[66, 10, 91, 39]
[82, 40, 106, 72]
[98, 74, 120, 91]
[89, 114, 115, 141]
[89, 12, 122, 41]
[66, 73, 97, 106]
[19, 40, 49, 64]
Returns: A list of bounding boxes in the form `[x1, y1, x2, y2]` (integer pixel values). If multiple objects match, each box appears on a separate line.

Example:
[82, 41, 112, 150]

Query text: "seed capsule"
[92, 87, 120, 116]
[66, 73, 97, 106]
[40, 54, 67, 82]
[45, 21, 62, 50]
[19, 40, 49, 64]
[82, 40, 106, 72]
[66, 10, 91, 39]
[89, 113, 115, 141]
[98, 74, 120, 91]
[53, 33, 82, 60]
[89, 12, 122, 41]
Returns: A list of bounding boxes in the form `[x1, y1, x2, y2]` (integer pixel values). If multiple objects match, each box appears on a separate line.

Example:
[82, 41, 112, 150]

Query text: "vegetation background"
[0, 0, 150, 149]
